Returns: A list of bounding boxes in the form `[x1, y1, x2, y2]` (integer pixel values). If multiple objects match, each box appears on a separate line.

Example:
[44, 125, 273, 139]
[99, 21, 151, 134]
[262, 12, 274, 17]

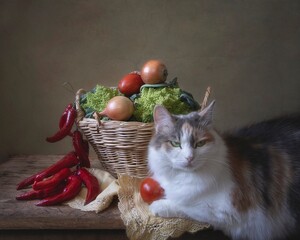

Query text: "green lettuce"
[133, 87, 194, 123]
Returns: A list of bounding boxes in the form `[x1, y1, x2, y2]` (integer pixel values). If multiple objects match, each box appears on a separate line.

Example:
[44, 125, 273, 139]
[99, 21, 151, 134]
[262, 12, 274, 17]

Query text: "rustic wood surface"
[0, 155, 124, 230]
[0, 155, 231, 240]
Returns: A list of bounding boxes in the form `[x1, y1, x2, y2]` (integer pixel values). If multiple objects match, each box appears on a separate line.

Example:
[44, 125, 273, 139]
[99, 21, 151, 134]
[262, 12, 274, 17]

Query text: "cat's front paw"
[149, 199, 175, 218]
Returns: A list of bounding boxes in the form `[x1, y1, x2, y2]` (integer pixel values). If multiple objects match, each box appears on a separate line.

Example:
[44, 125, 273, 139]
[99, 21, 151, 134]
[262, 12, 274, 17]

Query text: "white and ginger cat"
[148, 101, 300, 240]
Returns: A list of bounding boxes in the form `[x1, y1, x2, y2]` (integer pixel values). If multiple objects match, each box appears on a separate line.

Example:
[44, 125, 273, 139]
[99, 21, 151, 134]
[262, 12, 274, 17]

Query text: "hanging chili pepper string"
[46, 103, 77, 143]
[16, 102, 101, 206]
[73, 130, 91, 168]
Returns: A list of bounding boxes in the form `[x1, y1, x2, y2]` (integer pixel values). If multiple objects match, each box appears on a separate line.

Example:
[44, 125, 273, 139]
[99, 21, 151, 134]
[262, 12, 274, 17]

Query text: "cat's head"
[149, 100, 223, 171]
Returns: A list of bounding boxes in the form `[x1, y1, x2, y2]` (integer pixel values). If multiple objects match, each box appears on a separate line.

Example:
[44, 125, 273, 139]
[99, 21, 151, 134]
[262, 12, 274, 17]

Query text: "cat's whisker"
[210, 159, 231, 169]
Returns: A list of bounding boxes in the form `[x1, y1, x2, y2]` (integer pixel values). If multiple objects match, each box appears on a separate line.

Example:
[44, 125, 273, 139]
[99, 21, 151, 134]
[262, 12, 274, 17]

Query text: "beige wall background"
[1, 0, 299, 160]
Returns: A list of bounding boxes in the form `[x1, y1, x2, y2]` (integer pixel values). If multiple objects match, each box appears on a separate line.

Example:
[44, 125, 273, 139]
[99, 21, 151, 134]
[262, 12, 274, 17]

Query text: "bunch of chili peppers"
[16, 103, 101, 206]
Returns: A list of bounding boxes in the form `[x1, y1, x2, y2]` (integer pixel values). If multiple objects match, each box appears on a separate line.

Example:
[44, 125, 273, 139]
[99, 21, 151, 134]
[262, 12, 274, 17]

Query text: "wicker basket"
[75, 87, 211, 178]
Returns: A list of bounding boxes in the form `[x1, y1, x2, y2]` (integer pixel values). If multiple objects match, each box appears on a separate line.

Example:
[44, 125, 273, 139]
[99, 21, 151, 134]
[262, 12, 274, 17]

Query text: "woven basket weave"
[75, 87, 211, 178]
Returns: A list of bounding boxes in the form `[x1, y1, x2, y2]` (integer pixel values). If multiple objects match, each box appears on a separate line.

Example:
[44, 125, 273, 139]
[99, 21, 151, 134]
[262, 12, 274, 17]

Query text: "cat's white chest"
[183, 187, 236, 226]
[152, 172, 237, 228]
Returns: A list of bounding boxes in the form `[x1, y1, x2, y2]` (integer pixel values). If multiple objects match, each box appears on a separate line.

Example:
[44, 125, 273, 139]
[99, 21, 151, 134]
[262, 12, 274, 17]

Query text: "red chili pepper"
[35, 151, 79, 182]
[73, 130, 90, 168]
[16, 182, 66, 200]
[16, 174, 37, 190]
[77, 168, 101, 205]
[82, 139, 89, 155]
[16, 151, 79, 190]
[59, 104, 74, 137]
[33, 168, 72, 190]
[59, 104, 73, 129]
[35, 175, 82, 206]
[46, 104, 77, 143]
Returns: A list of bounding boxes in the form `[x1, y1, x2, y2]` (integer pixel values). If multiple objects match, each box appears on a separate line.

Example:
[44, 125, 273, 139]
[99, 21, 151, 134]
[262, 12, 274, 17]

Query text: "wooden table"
[0, 155, 229, 240]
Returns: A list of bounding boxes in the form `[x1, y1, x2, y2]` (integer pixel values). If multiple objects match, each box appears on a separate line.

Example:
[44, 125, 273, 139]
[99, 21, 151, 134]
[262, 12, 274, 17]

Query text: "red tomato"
[140, 60, 168, 84]
[118, 73, 144, 97]
[140, 177, 164, 204]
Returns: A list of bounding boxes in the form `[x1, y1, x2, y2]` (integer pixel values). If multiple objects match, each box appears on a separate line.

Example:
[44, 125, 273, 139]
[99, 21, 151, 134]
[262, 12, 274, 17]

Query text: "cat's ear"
[153, 105, 174, 133]
[198, 100, 215, 126]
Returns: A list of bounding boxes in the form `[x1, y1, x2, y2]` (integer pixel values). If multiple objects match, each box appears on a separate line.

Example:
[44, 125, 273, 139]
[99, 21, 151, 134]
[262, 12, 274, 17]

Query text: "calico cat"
[148, 101, 300, 240]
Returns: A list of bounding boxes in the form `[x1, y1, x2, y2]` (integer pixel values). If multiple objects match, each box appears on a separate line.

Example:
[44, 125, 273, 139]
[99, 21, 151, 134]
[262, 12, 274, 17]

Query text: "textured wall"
[1, 0, 299, 158]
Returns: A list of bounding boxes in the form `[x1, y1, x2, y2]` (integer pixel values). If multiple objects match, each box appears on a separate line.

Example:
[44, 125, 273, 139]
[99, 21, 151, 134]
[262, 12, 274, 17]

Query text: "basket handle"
[75, 88, 87, 123]
[200, 86, 211, 111]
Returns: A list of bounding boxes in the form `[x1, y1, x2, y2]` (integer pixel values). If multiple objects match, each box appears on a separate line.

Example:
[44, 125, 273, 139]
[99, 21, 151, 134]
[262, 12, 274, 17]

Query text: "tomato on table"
[140, 177, 164, 204]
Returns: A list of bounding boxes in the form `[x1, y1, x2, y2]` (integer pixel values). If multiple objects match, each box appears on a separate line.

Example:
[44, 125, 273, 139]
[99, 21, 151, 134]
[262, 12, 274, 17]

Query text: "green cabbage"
[80, 82, 199, 122]
[80, 85, 121, 117]
[133, 87, 194, 123]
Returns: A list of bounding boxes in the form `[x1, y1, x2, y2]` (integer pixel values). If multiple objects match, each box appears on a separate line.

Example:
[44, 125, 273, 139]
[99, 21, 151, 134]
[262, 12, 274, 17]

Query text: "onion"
[98, 96, 134, 121]
[140, 60, 168, 84]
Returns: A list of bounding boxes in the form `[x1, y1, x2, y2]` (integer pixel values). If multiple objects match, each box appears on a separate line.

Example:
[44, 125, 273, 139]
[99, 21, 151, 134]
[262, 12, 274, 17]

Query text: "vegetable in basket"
[140, 60, 168, 84]
[118, 72, 144, 97]
[133, 80, 199, 123]
[80, 85, 121, 118]
[96, 96, 134, 121]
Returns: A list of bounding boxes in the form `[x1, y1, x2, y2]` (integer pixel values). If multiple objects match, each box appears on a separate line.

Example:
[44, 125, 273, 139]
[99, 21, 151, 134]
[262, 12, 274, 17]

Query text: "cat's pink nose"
[186, 156, 194, 163]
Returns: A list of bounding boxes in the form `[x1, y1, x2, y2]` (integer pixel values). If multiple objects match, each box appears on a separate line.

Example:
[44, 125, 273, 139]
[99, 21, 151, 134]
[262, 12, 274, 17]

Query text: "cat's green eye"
[170, 141, 181, 148]
[196, 140, 206, 148]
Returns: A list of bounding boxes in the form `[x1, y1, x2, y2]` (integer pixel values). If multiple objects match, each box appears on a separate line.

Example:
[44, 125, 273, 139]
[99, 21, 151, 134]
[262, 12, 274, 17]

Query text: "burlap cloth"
[67, 169, 210, 239]
[66, 168, 118, 212]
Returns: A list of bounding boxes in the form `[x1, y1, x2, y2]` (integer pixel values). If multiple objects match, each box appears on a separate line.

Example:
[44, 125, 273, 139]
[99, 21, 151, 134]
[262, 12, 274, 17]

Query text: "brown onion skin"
[140, 60, 168, 84]
[99, 96, 134, 121]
